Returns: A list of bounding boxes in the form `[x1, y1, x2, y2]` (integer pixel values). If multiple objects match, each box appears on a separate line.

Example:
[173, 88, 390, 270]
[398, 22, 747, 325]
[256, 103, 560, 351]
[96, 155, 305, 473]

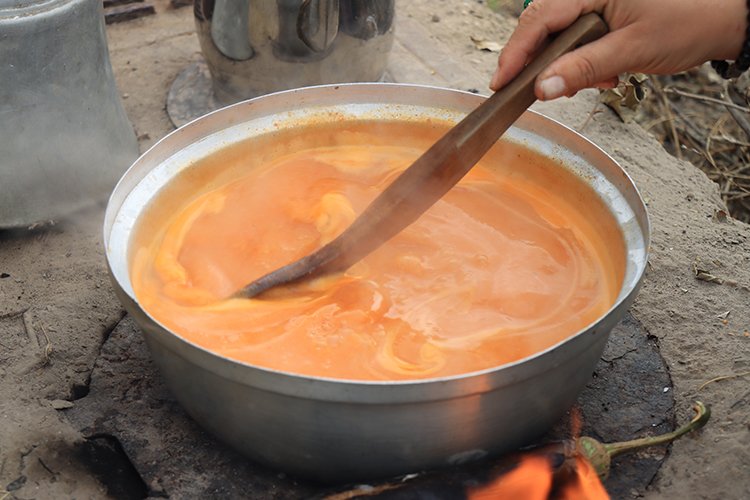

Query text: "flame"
[467, 453, 609, 500]
[560, 456, 610, 499]
[468, 455, 552, 500]
[570, 405, 583, 439]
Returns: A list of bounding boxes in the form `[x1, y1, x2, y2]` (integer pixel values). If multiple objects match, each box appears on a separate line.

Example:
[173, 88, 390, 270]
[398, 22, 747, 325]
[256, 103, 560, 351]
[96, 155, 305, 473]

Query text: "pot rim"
[0, 0, 75, 19]
[105, 82, 650, 398]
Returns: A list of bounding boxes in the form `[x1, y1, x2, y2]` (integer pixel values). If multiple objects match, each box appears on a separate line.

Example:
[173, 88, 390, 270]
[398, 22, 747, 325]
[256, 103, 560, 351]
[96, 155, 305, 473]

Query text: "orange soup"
[130, 119, 625, 380]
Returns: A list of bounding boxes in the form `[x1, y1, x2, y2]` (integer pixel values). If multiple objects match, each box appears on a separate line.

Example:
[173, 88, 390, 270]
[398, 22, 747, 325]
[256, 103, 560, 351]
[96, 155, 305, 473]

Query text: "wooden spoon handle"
[236, 14, 608, 299]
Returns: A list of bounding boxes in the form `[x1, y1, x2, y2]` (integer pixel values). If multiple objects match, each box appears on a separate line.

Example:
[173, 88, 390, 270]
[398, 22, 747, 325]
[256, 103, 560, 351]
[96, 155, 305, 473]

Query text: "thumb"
[535, 30, 637, 100]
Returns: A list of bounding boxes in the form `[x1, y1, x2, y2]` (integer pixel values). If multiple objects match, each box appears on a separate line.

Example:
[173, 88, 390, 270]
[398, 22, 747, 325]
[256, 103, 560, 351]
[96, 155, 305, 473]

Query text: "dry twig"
[22, 310, 39, 350]
[652, 79, 683, 159]
[723, 82, 750, 140]
[665, 87, 750, 112]
[40, 324, 52, 365]
[639, 69, 750, 222]
[698, 370, 750, 391]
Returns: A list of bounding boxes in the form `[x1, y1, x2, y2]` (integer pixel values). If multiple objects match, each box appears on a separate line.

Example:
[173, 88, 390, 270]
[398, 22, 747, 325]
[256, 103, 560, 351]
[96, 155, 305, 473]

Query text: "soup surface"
[130, 119, 625, 380]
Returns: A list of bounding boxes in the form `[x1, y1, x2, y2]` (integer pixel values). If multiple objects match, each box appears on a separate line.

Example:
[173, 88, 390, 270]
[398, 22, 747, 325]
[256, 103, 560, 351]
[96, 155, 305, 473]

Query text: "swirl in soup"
[130, 119, 625, 380]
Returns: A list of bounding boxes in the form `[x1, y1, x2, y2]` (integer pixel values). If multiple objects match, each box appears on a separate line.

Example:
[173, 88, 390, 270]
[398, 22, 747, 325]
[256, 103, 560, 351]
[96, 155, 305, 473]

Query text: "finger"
[594, 76, 619, 89]
[535, 28, 639, 100]
[490, 0, 604, 91]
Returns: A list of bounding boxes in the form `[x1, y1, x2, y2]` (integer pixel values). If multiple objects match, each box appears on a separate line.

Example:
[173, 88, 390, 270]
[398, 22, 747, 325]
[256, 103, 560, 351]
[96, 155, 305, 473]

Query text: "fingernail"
[490, 70, 501, 91]
[538, 75, 566, 100]
[490, 58, 503, 90]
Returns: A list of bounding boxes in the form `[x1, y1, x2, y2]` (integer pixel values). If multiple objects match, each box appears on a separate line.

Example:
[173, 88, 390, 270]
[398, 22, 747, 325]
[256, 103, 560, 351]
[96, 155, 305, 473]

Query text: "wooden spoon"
[236, 13, 608, 299]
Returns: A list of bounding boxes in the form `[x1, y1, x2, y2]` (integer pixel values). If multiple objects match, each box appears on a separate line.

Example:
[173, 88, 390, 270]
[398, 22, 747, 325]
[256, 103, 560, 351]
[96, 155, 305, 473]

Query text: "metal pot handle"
[339, 0, 394, 40]
[297, 0, 339, 52]
[210, 0, 254, 61]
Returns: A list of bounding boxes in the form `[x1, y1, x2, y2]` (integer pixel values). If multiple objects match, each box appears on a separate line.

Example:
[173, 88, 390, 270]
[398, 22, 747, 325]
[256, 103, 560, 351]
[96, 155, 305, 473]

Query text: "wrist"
[709, 0, 750, 78]
[713, 0, 748, 61]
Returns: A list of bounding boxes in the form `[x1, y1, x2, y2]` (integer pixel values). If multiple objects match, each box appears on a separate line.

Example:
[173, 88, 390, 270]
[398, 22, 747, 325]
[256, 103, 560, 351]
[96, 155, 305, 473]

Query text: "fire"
[468, 453, 609, 500]
[570, 406, 583, 439]
[468, 455, 552, 500]
[329, 402, 709, 500]
[467, 406, 608, 499]
[562, 456, 610, 499]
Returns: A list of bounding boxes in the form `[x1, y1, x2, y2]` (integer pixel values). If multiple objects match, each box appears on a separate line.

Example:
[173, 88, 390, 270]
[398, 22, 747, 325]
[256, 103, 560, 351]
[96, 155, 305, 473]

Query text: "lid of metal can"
[0, 0, 67, 16]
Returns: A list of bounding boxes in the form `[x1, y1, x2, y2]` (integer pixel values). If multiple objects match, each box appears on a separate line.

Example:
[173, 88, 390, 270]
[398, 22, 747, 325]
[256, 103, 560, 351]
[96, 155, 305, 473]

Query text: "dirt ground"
[1, 1, 748, 498]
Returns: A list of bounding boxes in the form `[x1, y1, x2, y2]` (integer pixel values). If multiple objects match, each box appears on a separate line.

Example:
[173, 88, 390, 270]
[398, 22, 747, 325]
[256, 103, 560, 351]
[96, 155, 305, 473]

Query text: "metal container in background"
[0, 0, 139, 228]
[105, 84, 651, 483]
[194, 0, 395, 105]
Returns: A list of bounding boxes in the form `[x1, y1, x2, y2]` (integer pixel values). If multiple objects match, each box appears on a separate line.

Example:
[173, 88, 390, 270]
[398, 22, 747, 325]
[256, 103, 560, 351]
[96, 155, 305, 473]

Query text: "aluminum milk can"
[194, 0, 395, 104]
[0, 0, 139, 228]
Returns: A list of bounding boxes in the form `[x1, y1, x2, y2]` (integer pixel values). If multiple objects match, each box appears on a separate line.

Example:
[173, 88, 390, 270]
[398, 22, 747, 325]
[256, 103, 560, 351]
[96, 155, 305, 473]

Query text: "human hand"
[490, 0, 747, 100]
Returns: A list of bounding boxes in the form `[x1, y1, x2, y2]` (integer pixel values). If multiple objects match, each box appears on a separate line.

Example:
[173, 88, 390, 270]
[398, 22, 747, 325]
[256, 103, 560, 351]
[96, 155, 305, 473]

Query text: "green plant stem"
[604, 401, 710, 458]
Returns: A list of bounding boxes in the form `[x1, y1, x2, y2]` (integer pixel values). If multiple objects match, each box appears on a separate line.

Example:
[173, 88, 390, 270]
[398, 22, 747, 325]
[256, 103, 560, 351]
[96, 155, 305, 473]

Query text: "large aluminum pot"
[0, 0, 138, 228]
[104, 84, 649, 482]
